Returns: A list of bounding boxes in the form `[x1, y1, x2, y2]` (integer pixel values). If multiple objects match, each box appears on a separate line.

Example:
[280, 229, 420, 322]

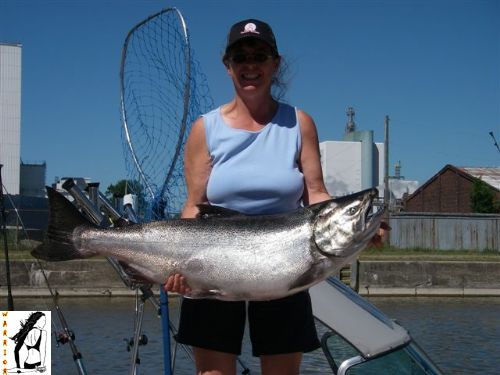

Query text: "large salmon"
[32, 187, 383, 301]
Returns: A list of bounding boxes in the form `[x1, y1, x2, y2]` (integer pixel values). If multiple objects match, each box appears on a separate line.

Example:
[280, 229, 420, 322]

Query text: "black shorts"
[175, 290, 320, 356]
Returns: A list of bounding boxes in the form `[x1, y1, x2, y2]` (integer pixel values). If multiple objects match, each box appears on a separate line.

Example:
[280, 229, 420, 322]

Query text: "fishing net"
[120, 8, 213, 220]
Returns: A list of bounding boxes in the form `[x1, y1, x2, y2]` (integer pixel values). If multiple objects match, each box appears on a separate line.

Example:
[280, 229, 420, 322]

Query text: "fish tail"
[32, 187, 97, 261]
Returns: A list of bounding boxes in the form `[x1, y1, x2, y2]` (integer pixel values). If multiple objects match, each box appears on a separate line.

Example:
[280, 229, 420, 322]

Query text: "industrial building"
[20, 161, 47, 197]
[404, 164, 500, 213]
[319, 107, 418, 208]
[320, 107, 384, 197]
[1, 43, 49, 240]
[0, 43, 22, 195]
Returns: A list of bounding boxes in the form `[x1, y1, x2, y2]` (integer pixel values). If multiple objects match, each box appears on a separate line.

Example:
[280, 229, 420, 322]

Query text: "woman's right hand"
[164, 273, 192, 295]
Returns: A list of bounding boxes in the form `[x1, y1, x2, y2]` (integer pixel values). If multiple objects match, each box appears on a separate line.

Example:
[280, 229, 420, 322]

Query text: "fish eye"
[347, 206, 358, 216]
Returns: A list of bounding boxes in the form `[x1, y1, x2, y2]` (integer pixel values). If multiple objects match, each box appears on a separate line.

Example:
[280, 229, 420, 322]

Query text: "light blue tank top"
[204, 102, 304, 215]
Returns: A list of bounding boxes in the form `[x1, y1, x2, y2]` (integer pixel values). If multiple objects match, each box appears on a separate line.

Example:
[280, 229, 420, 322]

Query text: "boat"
[2, 178, 444, 374]
[311, 277, 443, 374]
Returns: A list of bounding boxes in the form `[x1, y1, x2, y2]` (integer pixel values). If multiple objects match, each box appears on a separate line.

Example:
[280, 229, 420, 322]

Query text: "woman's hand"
[164, 273, 192, 295]
[163, 118, 208, 297]
[369, 221, 391, 248]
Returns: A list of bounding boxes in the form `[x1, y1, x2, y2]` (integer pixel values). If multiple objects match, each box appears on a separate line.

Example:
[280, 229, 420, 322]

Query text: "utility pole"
[0, 164, 15, 310]
[383, 116, 391, 246]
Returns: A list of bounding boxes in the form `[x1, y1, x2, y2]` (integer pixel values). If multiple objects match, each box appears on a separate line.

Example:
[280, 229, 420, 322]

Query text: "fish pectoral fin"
[208, 289, 226, 296]
[186, 288, 226, 299]
[118, 261, 157, 284]
[289, 267, 322, 291]
[196, 204, 245, 219]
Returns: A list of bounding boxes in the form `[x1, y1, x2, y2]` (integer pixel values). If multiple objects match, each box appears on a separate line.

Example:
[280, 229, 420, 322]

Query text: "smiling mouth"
[241, 73, 260, 81]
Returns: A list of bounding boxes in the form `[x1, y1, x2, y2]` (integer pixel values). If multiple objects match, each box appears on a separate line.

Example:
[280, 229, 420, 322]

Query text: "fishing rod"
[0, 164, 14, 311]
[38, 259, 88, 375]
[63, 179, 252, 374]
[63, 179, 158, 375]
[489, 131, 500, 153]
[114, 190, 252, 375]
[0, 173, 88, 374]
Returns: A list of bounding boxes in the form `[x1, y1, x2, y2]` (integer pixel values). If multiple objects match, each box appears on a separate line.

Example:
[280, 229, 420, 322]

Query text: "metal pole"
[489, 131, 500, 153]
[0, 164, 14, 310]
[160, 288, 172, 375]
[87, 182, 100, 207]
[129, 290, 146, 375]
[62, 180, 161, 374]
[62, 179, 135, 288]
[383, 116, 391, 246]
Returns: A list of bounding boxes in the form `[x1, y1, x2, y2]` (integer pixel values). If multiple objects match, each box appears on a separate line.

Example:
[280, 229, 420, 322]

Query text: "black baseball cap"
[225, 19, 278, 55]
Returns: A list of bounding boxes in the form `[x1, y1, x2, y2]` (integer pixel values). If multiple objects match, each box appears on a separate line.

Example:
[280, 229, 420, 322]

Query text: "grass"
[0, 239, 41, 259]
[360, 245, 500, 262]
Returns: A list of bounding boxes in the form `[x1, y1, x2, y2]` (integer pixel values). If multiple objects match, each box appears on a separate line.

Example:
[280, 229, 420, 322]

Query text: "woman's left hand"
[369, 221, 391, 248]
[163, 273, 192, 295]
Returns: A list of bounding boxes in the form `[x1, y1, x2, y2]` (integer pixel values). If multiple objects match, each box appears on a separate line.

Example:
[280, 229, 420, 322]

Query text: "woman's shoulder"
[25, 328, 42, 341]
[201, 106, 221, 121]
[275, 103, 316, 131]
[276, 102, 312, 120]
[199, 106, 224, 132]
[288, 107, 318, 144]
[294, 108, 316, 127]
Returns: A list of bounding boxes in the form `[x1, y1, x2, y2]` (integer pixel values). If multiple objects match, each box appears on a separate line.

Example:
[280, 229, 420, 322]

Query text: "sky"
[1, 0, 499, 191]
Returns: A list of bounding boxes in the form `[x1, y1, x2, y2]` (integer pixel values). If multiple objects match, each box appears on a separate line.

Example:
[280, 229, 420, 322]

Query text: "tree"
[105, 179, 144, 199]
[470, 177, 499, 213]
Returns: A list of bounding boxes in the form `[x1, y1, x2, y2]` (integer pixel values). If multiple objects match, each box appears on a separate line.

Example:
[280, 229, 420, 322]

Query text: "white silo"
[0, 43, 22, 195]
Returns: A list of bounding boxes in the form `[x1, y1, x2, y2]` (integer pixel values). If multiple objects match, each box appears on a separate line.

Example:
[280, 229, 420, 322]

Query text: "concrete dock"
[2, 259, 500, 297]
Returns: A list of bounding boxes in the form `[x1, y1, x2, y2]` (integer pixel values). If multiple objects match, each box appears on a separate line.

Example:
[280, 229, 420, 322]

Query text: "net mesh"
[120, 8, 213, 220]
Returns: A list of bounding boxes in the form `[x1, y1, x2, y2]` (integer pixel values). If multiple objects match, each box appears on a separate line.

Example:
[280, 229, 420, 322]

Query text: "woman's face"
[225, 39, 280, 97]
[35, 315, 46, 329]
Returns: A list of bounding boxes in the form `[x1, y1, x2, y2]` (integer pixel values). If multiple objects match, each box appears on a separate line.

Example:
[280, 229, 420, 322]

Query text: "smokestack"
[345, 107, 356, 135]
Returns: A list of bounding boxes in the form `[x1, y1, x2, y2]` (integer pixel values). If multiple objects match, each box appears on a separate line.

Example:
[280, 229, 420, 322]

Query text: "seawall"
[2, 259, 500, 297]
[358, 260, 500, 296]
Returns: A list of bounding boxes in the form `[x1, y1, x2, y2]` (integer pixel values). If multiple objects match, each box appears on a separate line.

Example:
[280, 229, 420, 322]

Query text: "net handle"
[158, 8, 191, 202]
[119, 7, 191, 201]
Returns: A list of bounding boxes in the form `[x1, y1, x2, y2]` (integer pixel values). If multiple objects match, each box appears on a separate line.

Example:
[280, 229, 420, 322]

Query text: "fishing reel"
[124, 334, 148, 364]
[54, 330, 75, 346]
[124, 334, 149, 351]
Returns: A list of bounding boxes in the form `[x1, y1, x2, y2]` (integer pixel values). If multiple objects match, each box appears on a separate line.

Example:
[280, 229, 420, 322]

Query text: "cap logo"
[241, 22, 260, 34]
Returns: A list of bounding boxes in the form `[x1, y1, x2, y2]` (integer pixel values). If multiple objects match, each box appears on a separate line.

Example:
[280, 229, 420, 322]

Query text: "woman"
[165, 19, 331, 375]
[10, 312, 47, 371]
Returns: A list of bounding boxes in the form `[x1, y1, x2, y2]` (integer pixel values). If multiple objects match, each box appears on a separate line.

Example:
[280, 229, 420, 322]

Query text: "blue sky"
[1, 0, 499, 191]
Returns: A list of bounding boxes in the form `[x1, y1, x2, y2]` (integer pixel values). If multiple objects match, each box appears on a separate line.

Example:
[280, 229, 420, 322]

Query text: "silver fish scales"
[33, 187, 383, 301]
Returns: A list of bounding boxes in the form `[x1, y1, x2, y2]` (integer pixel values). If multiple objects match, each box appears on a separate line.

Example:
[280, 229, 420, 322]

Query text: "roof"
[406, 164, 500, 202]
[458, 167, 500, 190]
[0, 42, 22, 47]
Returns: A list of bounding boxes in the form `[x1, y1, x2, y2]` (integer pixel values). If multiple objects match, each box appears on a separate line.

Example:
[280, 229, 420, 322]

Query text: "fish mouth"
[352, 199, 384, 245]
[362, 193, 384, 226]
[360, 190, 380, 225]
[359, 205, 385, 244]
[365, 204, 381, 223]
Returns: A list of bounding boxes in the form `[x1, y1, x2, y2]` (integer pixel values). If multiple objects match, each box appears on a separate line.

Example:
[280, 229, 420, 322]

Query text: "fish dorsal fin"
[196, 204, 244, 219]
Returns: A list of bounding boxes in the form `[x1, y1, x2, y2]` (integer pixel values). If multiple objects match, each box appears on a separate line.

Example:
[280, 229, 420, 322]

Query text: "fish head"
[312, 188, 383, 256]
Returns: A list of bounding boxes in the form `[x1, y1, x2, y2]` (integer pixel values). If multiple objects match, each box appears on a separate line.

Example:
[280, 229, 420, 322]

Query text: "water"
[370, 297, 500, 375]
[10, 296, 500, 374]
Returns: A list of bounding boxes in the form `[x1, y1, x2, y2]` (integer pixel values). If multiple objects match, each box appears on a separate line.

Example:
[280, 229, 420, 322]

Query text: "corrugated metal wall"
[0, 44, 22, 195]
[389, 213, 499, 250]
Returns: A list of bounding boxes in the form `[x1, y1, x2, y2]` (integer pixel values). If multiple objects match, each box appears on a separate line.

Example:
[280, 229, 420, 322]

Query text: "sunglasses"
[229, 53, 276, 64]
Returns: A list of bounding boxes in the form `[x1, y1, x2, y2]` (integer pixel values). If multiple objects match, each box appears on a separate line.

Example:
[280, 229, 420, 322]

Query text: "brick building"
[404, 165, 500, 213]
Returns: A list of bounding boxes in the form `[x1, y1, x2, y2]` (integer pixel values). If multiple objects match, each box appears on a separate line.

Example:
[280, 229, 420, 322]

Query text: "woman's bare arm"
[297, 110, 332, 205]
[164, 117, 212, 294]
